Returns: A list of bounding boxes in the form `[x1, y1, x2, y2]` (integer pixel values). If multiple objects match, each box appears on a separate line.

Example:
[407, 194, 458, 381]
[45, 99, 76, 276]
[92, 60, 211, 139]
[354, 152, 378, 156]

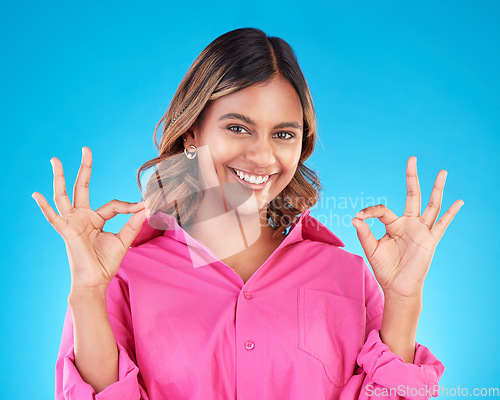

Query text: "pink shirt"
[55, 209, 445, 399]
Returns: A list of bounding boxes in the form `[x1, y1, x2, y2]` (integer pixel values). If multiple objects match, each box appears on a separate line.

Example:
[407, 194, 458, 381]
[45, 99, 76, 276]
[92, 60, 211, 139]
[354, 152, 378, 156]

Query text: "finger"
[421, 169, 447, 228]
[51, 157, 73, 217]
[404, 156, 421, 217]
[73, 147, 92, 209]
[356, 204, 399, 234]
[430, 199, 464, 241]
[352, 217, 378, 259]
[117, 209, 147, 249]
[32, 192, 66, 235]
[95, 200, 145, 222]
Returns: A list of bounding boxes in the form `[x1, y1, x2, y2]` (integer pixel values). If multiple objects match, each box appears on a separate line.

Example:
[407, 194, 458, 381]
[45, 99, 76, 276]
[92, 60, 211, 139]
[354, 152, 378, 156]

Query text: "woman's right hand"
[32, 146, 147, 292]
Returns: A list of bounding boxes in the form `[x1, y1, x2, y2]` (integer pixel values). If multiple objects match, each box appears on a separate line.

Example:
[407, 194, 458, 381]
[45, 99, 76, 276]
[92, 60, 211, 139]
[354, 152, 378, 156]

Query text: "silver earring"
[184, 145, 197, 159]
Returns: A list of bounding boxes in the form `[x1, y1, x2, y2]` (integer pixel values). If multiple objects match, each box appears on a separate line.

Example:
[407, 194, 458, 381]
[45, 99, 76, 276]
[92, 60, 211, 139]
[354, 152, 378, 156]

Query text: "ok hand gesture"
[32, 147, 146, 292]
[352, 156, 464, 300]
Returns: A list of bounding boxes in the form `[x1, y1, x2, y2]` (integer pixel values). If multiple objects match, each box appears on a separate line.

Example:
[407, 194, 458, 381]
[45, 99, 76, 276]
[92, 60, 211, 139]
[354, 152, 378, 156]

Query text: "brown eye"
[274, 131, 295, 140]
[227, 125, 249, 134]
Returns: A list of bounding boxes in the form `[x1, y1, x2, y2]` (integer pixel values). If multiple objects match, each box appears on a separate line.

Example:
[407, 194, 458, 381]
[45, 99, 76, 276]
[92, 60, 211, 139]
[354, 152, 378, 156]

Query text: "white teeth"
[233, 168, 270, 185]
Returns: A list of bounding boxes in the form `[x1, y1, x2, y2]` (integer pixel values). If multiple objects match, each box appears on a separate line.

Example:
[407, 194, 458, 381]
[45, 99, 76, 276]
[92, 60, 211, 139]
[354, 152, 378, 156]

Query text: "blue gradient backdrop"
[1, 0, 498, 398]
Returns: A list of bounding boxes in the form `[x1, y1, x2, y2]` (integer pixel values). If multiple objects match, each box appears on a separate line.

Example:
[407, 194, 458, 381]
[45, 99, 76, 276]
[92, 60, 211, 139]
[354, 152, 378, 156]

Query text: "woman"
[33, 27, 463, 399]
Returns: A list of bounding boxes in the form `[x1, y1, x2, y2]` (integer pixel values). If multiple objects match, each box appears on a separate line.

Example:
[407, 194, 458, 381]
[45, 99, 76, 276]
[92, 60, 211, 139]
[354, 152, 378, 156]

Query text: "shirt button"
[244, 341, 255, 350]
[243, 291, 252, 300]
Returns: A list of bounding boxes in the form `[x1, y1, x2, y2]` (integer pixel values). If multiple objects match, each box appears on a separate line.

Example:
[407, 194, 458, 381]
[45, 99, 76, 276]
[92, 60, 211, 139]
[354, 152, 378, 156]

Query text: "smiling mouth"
[228, 167, 277, 190]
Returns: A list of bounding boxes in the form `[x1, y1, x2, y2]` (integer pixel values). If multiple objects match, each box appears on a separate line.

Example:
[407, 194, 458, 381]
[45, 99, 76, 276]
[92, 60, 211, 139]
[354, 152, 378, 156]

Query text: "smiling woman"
[35, 27, 461, 400]
[177, 75, 306, 282]
[135, 28, 321, 241]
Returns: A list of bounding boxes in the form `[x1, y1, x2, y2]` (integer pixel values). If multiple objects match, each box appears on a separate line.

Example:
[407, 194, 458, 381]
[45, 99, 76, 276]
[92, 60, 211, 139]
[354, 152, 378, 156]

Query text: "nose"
[244, 136, 276, 168]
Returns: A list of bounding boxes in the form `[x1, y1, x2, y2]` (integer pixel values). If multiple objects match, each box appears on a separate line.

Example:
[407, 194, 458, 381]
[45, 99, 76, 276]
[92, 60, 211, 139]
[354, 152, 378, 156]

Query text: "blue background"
[1, 0, 498, 397]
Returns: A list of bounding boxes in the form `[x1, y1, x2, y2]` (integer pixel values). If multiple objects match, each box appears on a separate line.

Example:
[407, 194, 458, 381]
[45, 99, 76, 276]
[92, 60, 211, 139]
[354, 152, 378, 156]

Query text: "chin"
[228, 194, 269, 218]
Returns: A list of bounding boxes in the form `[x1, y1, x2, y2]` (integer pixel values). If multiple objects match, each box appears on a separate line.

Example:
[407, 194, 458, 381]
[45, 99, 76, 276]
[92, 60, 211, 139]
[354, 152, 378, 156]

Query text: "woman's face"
[185, 74, 304, 215]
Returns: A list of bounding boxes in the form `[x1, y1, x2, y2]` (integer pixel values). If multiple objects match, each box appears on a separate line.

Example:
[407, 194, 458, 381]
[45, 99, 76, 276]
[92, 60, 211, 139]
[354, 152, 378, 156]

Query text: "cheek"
[280, 147, 302, 173]
[201, 142, 233, 171]
[203, 134, 240, 161]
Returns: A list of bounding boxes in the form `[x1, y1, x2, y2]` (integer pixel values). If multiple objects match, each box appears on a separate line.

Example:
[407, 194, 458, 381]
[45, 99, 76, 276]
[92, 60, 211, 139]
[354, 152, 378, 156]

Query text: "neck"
[183, 198, 282, 261]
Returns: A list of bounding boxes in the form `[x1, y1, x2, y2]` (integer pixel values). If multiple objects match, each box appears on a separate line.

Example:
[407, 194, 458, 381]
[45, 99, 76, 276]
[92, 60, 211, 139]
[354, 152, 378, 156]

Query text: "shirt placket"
[235, 285, 259, 399]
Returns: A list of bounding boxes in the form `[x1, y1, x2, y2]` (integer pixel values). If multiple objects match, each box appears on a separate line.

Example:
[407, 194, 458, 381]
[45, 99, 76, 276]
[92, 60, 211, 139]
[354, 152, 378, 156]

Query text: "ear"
[183, 123, 200, 147]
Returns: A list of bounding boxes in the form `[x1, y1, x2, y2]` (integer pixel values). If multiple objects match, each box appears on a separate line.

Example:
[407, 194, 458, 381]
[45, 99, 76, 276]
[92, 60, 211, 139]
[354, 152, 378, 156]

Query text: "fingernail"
[356, 211, 364, 217]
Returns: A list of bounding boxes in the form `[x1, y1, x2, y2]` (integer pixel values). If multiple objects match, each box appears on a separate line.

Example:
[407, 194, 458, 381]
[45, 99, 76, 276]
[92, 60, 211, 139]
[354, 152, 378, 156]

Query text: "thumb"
[117, 209, 147, 249]
[352, 217, 378, 259]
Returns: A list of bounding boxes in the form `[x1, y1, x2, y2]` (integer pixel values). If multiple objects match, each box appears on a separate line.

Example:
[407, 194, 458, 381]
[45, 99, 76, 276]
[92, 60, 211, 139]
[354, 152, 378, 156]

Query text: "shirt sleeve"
[55, 273, 150, 400]
[339, 259, 445, 400]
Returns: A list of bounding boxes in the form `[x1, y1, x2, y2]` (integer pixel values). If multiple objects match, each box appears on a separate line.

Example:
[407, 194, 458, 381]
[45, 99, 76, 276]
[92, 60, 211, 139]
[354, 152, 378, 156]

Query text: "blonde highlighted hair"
[137, 27, 321, 239]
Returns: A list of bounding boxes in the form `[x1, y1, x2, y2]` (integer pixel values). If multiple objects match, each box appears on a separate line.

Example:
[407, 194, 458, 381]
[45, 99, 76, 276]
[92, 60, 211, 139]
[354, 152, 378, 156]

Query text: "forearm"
[68, 286, 119, 393]
[380, 291, 422, 364]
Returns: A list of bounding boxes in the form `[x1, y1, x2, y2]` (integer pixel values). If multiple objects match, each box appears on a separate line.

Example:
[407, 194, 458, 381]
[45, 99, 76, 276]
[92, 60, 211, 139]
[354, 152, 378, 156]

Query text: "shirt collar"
[131, 209, 344, 249]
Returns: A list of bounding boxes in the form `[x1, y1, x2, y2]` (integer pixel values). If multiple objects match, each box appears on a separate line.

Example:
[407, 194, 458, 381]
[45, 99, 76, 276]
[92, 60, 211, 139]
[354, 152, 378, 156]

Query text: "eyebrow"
[218, 113, 302, 131]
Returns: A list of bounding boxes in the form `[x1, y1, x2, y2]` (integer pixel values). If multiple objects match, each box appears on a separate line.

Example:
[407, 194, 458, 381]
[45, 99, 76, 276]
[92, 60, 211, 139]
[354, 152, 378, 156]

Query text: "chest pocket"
[297, 288, 366, 387]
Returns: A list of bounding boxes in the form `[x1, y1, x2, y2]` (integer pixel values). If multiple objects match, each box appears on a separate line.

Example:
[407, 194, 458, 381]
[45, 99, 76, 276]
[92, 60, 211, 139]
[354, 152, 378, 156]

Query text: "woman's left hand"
[352, 156, 464, 300]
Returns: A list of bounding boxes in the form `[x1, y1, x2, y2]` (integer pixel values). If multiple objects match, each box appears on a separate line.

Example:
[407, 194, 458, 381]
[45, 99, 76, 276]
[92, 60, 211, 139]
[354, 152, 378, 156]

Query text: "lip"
[228, 167, 277, 191]
[229, 167, 277, 178]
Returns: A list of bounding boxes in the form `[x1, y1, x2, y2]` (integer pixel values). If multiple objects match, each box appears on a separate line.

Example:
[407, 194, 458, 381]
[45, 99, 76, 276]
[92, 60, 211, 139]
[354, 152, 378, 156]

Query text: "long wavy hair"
[136, 27, 321, 240]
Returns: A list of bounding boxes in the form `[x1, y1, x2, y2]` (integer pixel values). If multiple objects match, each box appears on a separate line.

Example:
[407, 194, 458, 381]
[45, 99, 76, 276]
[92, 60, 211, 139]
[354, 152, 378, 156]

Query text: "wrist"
[380, 296, 422, 363]
[68, 284, 108, 307]
[383, 287, 423, 307]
